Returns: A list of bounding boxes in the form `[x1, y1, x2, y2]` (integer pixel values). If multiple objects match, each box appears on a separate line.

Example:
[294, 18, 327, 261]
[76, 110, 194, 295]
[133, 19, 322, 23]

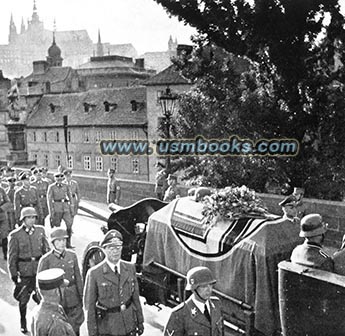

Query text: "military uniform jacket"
[164, 296, 224, 336]
[38, 249, 83, 308]
[31, 301, 76, 336]
[0, 187, 11, 236]
[47, 182, 73, 214]
[14, 185, 42, 221]
[163, 186, 178, 202]
[291, 241, 334, 272]
[8, 225, 50, 278]
[107, 178, 119, 204]
[65, 180, 80, 202]
[84, 259, 144, 336]
[31, 178, 50, 198]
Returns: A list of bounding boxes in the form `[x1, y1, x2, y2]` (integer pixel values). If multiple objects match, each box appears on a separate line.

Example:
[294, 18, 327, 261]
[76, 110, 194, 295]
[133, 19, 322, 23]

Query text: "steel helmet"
[299, 214, 327, 238]
[20, 207, 37, 221]
[50, 228, 68, 243]
[185, 266, 216, 291]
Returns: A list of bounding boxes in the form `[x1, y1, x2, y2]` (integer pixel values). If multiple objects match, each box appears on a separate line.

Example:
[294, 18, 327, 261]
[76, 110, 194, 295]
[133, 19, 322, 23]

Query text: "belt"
[97, 298, 132, 313]
[53, 199, 70, 203]
[18, 256, 41, 262]
[23, 203, 37, 207]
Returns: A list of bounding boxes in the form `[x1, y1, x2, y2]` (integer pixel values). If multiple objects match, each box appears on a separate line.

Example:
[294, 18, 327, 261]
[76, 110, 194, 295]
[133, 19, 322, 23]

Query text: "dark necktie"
[204, 304, 211, 323]
[114, 266, 118, 275]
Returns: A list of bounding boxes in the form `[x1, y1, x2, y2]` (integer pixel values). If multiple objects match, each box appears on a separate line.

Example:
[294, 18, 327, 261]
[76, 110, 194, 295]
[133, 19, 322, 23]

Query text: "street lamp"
[159, 86, 178, 174]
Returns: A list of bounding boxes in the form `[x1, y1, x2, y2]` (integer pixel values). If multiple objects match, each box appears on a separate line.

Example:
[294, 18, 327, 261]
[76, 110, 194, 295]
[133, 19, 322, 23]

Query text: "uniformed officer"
[163, 174, 179, 202]
[164, 266, 224, 336]
[38, 228, 84, 336]
[154, 162, 168, 200]
[47, 172, 74, 247]
[41, 167, 53, 185]
[31, 168, 50, 226]
[0, 184, 11, 259]
[31, 268, 76, 336]
[107, 168, 120, 204]
[84, 229, 144, 336]
[291, 213, 334, 272]
[279, 195, 300, 224]
[7, 207, 50, 333]
[291, 187, 306, 219]
[14, 171, 42, 226]
[63, 169, 80, 218]
[5, 176, 17, 232]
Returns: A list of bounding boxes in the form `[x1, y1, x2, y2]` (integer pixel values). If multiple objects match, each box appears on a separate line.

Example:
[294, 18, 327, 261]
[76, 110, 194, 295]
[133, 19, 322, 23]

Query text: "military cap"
[299, 214, 327, 238]
[40, 167, 48, 173]
[155, 162, 165, 168]
[30, 165, 37, 172]
[100, 229, 123, 248]
[50, 228, 68, 242]
[167, 174, 177, 181]
[63, 168, 72, 175]
[37, 268, 69, 290]
[7, 177, 16, 183]
[293, 187, 305, 195]
[107, 168, 115, 174]
[279, 195, 296, 207]
[18, 171, 30, 181]
[57, 165, 67, 174]
[54, 171, 64, 178]
[186, 266, 216, 291]
[20, 207, 37, 221]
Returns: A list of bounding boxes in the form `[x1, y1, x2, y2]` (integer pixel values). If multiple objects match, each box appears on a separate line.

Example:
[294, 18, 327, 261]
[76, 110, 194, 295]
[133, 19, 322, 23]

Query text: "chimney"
[135, 58, 145, 69]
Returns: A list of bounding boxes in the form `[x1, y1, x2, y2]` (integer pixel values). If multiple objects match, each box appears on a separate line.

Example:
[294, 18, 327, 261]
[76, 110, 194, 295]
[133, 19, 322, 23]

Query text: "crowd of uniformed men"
[3, 164, 345, 336]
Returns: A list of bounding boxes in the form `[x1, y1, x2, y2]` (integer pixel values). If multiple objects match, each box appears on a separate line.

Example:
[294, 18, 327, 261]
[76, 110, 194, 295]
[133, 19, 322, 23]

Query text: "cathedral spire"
[9, 13, 17, 43]
[21, 17, 26, 34]
[96, 29, 104, 57]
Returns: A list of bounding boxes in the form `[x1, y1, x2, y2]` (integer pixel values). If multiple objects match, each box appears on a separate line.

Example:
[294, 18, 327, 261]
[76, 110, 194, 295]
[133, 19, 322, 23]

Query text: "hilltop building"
[0, 1, 137, 78]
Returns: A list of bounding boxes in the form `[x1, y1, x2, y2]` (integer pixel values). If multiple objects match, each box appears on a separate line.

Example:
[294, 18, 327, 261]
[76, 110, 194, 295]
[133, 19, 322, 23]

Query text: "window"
[95, 156, 103, 171]
[55, 153, 61, 167]
[32, 131, 36, 142]
[67, 154, 73, 169]
[111, 157, 118, 172]
[68, 130, 71, 143]
[84, 103, 90, 113]
[49, 103, 55, 113]
[32, 152, 38, 163]
[95, 130, 102, 143]
[44, 132, 47, 142]
[110, 130, 116, 140]
[43, 153, 49, 167]
[132, 157, 139, 174]
[56, 131, 59, 143]
[104, 101, 110, 112]
[83, 130, 90, 143]
[132, 130, 139, 141]
[130, 100, 137, 111]
[84, 155, 91, 170]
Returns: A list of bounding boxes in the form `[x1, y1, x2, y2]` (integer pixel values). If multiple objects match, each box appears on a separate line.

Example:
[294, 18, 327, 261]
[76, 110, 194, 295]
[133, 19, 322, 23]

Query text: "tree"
[155, 0, 345, 200]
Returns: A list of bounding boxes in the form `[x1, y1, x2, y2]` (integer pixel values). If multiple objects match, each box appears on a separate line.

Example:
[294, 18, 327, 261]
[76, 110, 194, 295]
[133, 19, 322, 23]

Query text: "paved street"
[0, 200, 170, 336]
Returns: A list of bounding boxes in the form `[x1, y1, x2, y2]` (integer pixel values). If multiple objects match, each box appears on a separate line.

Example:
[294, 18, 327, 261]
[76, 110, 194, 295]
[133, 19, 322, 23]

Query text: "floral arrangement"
[202, 185, 268, 225]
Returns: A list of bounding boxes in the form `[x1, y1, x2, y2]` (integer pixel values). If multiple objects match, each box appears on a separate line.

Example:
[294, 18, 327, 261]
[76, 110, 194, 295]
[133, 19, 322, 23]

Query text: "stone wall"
[75, 174, 345, 248]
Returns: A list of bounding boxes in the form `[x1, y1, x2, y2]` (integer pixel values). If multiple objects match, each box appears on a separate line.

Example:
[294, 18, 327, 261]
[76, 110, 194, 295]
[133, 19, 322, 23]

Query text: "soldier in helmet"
[291, 214, 334, 272]
[31, 268, 76, 336]
[84, 229, 144, 336]
[7, 207, 50, 333]
[38, 228, 84, 336]
[164, 266, 224, 336]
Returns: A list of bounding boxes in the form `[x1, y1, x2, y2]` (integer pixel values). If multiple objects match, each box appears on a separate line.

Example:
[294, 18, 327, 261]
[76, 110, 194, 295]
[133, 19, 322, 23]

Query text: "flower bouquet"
[202, 185, 268, 226]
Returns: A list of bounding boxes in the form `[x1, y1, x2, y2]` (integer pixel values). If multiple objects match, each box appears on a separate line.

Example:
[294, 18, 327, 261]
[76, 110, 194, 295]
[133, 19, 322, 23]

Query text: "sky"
[0, 0, 197, 55]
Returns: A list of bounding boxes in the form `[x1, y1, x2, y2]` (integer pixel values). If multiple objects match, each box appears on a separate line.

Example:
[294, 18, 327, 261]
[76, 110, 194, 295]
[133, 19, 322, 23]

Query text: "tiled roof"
[144, 65, 190, 86]
[26, 87, 147, 128]
[24, 66, 73, 84]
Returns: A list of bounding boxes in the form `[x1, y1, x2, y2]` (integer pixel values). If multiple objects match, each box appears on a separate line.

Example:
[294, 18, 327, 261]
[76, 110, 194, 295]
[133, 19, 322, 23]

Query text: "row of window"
[30, 153, 140, 174]
[30, 129, 140, 143]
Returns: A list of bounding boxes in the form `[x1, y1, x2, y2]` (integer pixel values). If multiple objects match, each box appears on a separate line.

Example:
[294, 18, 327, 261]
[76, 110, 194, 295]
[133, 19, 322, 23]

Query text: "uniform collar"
[191, 295, 211, 313]
[106, 259, 121, 274]
[53, 249, 66, 259]
[23, 224, 35, 235]
[306, 241, 322, 248]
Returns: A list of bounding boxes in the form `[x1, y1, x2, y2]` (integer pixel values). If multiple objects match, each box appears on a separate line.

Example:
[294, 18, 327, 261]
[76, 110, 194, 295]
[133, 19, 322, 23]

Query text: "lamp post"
[159, 86, 178, 174]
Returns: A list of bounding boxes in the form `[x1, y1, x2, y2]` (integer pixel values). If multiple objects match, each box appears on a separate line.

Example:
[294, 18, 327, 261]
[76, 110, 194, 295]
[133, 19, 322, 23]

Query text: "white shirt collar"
[106, 259, 121, 274]
[191, 295, 210, 313]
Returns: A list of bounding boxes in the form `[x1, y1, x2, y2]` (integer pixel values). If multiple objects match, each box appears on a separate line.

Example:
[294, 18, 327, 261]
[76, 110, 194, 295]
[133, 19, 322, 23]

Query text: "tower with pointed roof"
[8, 13, 17, 43]
[96, 29, 104, 57]
[20, 17, 26, 34]
[47, 31, 63, 67]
